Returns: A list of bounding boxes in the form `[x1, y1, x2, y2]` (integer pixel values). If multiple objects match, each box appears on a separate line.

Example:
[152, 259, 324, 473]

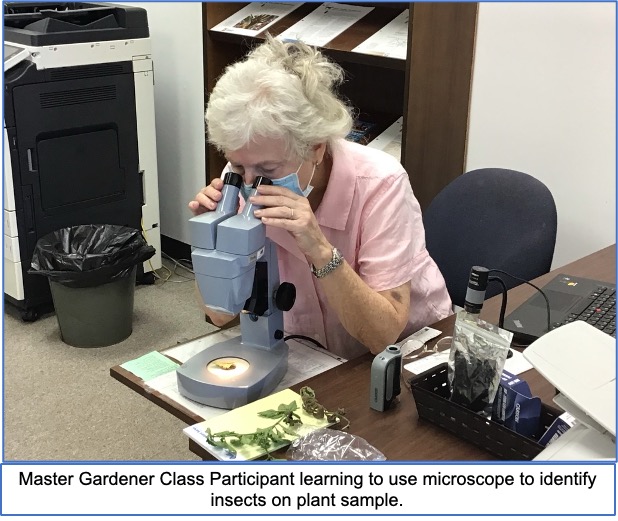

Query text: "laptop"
[502, 273, 616, 345]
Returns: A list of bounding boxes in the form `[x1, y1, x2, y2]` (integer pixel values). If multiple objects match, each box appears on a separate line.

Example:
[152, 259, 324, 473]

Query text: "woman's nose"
[243, 171, 257, 186]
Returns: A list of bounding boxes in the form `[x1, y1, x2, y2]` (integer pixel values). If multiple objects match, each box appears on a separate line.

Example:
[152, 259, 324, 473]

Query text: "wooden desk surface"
[111, 245, 616, 461]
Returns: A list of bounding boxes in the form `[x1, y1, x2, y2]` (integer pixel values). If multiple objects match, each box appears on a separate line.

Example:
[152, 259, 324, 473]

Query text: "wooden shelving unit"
[202, 2, 477, 209]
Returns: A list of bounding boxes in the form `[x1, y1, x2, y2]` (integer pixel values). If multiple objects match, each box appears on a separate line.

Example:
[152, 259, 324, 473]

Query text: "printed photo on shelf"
[211, 2, 303, 37]
[277, 3, 374, 47]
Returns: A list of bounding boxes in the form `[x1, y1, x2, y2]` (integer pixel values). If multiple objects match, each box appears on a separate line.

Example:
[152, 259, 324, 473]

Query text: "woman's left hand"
[250, 184, 330, 262]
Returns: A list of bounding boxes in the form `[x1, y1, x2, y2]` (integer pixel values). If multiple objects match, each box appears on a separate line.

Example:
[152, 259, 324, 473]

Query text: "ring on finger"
[289, 207, 295, 220]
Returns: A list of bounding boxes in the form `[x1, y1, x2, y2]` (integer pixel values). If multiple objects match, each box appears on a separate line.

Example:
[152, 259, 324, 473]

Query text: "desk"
[110, 245, 615, 460]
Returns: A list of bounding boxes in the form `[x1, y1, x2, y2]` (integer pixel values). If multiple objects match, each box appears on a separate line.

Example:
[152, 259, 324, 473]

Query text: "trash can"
[29, 224, 155, 347]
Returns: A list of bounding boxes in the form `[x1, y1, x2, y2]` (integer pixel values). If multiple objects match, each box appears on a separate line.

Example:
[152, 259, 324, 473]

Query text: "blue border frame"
[1, 0, 617, 517]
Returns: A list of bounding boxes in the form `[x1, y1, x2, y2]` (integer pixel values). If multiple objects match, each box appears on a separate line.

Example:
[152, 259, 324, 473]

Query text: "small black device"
[369, 345, 401, 412]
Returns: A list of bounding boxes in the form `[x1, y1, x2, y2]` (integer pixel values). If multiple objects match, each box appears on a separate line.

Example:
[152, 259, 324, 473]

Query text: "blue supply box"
[491, 370, 542, 438]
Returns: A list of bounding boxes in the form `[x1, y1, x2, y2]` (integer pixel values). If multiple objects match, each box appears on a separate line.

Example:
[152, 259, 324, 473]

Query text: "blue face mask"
[240, 163, 315, 200]
[240, 183, 254, 201]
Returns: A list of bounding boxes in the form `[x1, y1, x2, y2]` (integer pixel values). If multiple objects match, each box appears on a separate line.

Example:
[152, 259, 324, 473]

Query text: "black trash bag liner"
[29, 224, 156, 288]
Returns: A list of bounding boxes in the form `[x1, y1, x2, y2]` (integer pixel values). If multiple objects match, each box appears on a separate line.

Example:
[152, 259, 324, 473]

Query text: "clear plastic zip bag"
[448, 311, 513, 418]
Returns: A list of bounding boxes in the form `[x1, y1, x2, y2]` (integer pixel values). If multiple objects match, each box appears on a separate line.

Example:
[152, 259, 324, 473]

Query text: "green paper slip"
[120, 351, 179, 381]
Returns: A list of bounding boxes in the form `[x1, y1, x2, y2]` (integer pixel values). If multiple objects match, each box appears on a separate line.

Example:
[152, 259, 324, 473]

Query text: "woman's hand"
[249, 183, 412, 354]
[188, 178, 224, 215]
[250, 184, 331, 265]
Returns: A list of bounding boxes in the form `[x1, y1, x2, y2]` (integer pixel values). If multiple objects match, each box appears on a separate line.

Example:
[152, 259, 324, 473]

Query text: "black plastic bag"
[29, 224, 155, 288]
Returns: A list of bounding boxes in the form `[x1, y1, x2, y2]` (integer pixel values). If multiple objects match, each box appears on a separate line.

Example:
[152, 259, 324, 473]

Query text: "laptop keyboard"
[552, 285, 616, 337]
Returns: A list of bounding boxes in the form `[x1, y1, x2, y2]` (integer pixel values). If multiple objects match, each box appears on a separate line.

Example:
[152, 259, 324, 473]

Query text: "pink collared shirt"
[263, 140, 452, 360]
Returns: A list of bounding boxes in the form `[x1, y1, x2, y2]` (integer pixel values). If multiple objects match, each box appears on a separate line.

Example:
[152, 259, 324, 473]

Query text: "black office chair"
[423, 168, 558, 308]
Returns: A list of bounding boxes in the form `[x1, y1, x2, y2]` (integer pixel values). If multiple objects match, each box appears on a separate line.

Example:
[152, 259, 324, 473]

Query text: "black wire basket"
[409, 363, 562, 460]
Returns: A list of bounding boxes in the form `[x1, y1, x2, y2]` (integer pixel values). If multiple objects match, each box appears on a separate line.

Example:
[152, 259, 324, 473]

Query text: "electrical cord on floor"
[162, 252, 194, 280]
[140, 219, 171, 282]
[154, 252, 194, 284]
[283, 334, 327, 350]
[139, 220, 195, 284]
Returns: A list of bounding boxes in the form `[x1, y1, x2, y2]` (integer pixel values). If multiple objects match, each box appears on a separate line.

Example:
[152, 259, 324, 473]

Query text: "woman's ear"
[312, 143, 327, 165]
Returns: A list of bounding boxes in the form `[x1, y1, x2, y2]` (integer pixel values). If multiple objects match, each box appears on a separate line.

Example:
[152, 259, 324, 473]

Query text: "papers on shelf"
[352, 9, 409, 60]
[366, 116, 403, 161]
[183, 388, 332, 461]
[210, 2, 302, 37]
[277, 3, 374, 47]
[133, 328, 344, 421]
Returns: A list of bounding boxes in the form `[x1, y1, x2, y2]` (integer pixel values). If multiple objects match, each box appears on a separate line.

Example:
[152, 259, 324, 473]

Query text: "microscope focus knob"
[275, 282, 296, 311]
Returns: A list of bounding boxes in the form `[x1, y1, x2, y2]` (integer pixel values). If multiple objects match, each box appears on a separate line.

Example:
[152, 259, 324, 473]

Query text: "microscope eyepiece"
[254, 176, 273, 187]
[223, 171, 243, 189]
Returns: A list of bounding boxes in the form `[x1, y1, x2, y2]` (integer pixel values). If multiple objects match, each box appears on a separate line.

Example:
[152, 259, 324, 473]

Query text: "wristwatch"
[311, 247, 343, 279]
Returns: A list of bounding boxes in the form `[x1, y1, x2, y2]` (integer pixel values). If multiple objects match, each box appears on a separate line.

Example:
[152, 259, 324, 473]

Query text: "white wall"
[466, 2, 616, 268]
[122, 2, 206, 245]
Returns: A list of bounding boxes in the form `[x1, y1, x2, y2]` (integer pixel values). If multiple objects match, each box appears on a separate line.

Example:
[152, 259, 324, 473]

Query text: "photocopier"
[3, 2, 162, 320]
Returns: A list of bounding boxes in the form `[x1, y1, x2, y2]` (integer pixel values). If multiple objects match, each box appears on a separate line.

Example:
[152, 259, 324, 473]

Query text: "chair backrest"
[423, 168, 557, 308]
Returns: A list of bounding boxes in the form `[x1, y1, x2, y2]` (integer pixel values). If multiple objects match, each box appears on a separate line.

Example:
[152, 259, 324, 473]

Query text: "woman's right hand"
[188, 177, 224, 215]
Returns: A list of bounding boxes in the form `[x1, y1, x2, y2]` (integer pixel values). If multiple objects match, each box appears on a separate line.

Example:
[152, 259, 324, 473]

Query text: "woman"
[189, 36, 451, 360]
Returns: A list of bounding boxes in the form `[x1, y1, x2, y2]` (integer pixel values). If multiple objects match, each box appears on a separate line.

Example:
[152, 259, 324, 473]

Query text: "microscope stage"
[176, 336, 288, 409]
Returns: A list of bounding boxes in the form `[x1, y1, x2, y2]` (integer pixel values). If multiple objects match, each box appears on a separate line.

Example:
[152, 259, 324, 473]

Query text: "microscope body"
[177, 174, 295, 409]
[189, 173, 265, 317]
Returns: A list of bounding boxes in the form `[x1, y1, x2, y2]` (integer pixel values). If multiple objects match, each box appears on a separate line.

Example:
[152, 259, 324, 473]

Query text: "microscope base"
[176, 336, 288, 409]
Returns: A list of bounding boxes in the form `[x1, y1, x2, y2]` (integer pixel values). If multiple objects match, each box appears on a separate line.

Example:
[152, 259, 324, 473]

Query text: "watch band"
[311, 247, 343, 279]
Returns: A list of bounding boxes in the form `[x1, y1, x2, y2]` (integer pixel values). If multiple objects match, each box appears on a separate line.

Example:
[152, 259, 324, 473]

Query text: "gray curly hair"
[206, 35, 353, 160]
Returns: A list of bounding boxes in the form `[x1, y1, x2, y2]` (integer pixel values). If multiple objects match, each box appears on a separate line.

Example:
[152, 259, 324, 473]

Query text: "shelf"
[207, 3, 409, 71]
[202, 2, 478, 209]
